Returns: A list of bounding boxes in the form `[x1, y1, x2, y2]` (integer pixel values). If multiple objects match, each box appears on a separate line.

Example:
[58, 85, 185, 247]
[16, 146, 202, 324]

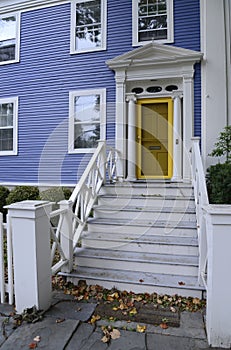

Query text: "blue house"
[1, 0, 231, 302]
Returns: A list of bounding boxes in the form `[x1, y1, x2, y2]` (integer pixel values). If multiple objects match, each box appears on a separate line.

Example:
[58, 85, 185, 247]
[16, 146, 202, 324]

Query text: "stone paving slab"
[66, 323, 108, 350]
[147, 333, 209, 350]
[0, 316, 79, 349]
[107, 329, 146, 350]
[46, 300, 97, 322]
[0, 317, 15, 347]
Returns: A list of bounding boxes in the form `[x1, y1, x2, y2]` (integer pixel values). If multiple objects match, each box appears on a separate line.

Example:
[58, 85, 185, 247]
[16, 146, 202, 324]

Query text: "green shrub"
[40, 187, 72, 203]
[0, 186, 10, 219]
[6, 186, 40, 206]
[206, 162, 231, 204]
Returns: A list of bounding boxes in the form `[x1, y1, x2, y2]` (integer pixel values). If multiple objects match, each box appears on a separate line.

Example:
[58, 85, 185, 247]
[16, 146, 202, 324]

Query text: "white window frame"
[70, 0, 107, 54]
[68, 88, 106, 153]
[132, 0, 174, 46]
[0, 97, 18, 156]
[0, 12, 20, 65]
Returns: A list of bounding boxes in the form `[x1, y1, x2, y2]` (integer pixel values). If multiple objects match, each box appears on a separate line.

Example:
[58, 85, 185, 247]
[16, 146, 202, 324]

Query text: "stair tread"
[99, 194, 194, 200]
[61, 266, 204, 291]
[82, 232, 198, 246]
[102, 183, 193, 189]
[94, 205, 196, 214]
[88, 217, 197, 229]
[75, 248, 199, 266]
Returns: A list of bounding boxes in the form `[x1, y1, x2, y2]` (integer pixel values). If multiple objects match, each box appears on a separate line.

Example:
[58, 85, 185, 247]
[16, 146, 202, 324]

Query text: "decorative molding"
[0, 0, 69, 14]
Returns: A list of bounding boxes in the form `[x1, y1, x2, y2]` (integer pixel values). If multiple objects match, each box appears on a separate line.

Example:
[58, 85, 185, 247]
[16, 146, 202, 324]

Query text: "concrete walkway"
[0, 292, 224, 349]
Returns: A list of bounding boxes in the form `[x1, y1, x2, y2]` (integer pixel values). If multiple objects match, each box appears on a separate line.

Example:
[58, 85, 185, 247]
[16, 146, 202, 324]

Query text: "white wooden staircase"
[66, 181, 205, 298]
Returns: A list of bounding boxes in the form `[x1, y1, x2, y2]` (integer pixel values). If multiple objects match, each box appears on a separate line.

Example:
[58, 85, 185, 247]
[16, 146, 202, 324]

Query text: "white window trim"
[0, 1, 69, 14]
[0, 97, 18, 156]
[132, 0, 174, 46]
[68, 88, 106, 153]
[0, 12, 21, 65]
[70, 0, 107, 54]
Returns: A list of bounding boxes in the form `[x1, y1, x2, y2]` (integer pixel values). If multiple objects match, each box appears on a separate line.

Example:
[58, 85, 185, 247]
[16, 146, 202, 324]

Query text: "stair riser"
[100, 187, 193, 197]
[75, 257, 198, 277]
[67, 276, 203, 298]
[98, 197, 195, 209]
[87, 224, 198, 238]
[94, 209, 196, 222]
[82, 239, 198, 256]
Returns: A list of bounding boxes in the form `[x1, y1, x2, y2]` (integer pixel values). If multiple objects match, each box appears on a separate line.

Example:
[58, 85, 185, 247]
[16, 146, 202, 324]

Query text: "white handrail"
[70, 140, 119, 248]
[48, 141, 119, 274]
[191, 137, 209, 287]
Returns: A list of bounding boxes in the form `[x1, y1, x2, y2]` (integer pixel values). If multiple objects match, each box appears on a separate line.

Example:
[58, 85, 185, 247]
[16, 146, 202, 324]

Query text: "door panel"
[137, 98, 173, 179]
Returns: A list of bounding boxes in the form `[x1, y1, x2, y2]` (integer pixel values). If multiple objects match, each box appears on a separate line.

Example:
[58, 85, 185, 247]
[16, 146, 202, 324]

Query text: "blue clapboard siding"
[173, 0, 201, 136]
[0, 0, 201, 185]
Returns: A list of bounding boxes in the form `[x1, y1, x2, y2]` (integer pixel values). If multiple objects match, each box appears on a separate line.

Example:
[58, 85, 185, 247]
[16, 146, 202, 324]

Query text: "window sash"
[0, 13, 20, 64]
[69, 89, 106, 153]
[132, 0, 173, 45]
[71, 0, 107, 54]
[0, 98, 18, 155]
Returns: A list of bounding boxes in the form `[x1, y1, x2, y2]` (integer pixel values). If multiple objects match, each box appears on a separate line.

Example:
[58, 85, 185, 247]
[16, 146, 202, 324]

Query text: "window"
[0, 13, 20, 64]
[0, 97, 18, 155]
[69, 89, 106, 153]
[132, 0, 173, 46]
[71, 0, 107, 54]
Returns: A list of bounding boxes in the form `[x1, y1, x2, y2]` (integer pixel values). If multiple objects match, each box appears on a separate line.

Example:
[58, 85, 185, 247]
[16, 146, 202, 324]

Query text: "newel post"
[6, 200, 52, 313]
[59, 200, 73, 273]
[205, 205, 231, 348]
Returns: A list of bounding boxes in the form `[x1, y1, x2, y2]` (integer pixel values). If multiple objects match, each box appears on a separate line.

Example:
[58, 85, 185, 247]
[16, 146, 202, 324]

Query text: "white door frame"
[106, 43, 203, 182]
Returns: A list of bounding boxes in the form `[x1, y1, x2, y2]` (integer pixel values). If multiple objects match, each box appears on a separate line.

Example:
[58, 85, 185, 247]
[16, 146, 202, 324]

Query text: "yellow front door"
[137, 98, 173, 179]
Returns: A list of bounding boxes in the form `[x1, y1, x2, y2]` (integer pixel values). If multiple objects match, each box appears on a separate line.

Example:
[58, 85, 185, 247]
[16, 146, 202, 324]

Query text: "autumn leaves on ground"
[52, 275, 206, 342]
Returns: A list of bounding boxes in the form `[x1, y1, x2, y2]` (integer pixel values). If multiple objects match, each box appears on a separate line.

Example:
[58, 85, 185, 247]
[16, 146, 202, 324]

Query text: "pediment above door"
[106, 42, 203, 80]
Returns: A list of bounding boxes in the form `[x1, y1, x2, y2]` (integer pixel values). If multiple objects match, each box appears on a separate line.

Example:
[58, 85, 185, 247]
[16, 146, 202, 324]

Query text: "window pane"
[75, 0, 101, 51]
[74, 123, 100, 149]
[0, 128, 13, 151]
[138, 0, 167, 42]
[0, 103, 13, 127]
[74, 94, 100, 123]
[0, 16, 16, 62]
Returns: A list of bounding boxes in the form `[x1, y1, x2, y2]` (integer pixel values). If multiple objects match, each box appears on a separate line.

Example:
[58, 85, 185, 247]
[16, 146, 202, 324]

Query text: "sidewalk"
[0, 291, 224, 350]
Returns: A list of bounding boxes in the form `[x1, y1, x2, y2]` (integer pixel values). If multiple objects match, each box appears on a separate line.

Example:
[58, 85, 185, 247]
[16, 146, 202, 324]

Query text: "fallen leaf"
[90, 315, 101, 324]
[170, 307, 177, 313]
[160, 323, 168, 329]
[110, 328, 121, 340]
[28, 343, 37, 349]
[129, 307, 137, 316]
[193, 298, 200, 305]
[112, 307, 118, 311]
[101, 335, 110, 343]
[33, 336, 41, 342]
[56, 318, 65, 323]
[178, 281, 185, 286]
[109, 292, 119, 299]
[119, 302, 128, 310]
[136, 324, 146, 333]
[107, 296, 115, 302]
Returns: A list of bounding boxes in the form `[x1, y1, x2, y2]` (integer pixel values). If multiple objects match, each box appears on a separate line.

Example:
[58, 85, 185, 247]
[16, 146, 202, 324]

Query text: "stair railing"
[191, 137, 209, 287]
[70, 140, 119, 249]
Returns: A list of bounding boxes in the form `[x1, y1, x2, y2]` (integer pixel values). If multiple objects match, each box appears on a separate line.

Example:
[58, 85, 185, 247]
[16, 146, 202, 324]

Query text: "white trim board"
[0, 0, 70, 14]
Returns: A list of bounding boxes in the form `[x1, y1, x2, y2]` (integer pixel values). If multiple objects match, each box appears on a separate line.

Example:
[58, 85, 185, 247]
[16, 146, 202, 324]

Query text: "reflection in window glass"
[0, 102, 14, 151]
[75, 0, 102, 51]
[0, 15, 17, 62]
[74, 94, 101, 149]
[138, 0, 167, 42]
